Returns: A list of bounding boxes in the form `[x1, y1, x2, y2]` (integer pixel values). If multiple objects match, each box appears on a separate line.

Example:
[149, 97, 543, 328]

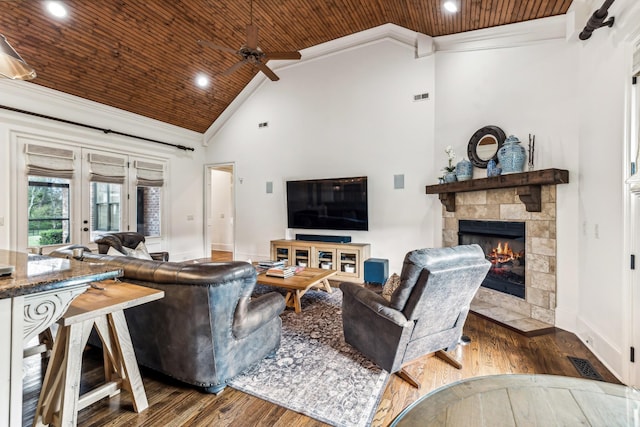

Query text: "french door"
[17, 136, 165, 252]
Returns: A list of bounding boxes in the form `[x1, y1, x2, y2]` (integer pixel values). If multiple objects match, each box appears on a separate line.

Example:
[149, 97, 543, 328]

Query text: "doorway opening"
[205, 164, 235, 261]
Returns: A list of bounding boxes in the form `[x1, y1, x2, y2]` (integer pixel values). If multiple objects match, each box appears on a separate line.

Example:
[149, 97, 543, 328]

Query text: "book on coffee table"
[258, 260, 285, 268]
[265, 266, 301, 278]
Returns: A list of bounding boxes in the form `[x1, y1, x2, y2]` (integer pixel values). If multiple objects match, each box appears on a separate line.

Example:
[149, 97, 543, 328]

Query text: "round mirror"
[467, 125, 506, 168]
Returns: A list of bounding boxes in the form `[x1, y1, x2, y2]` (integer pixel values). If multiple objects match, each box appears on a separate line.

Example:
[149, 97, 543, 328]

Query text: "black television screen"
[286, 176, 368, 231]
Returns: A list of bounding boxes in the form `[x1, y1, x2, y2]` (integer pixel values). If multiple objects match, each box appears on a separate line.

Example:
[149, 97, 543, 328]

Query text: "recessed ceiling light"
[45, 1, 68, 19]
[443, 1, 459, 13]
[195, 74, 210, 88]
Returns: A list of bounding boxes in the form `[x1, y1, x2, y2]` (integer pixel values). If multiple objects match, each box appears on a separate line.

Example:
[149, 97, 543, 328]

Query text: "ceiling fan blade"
[246, 24, 258, 50]
[222, 60, 248, 76]
[255, 62, 279, 81]
[264, 51, 302, 61]
[197, 40, 237, 54]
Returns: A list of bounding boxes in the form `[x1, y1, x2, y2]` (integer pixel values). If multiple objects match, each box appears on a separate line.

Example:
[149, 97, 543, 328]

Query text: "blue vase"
[444, 171, 457, 183]
[487, 159, 502, 177]
[455, 158, 473, 181]
[497, 135, 526, 174]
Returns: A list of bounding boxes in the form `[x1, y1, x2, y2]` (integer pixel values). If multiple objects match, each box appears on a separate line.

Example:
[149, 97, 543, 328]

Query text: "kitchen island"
[0, 249, 122, 427]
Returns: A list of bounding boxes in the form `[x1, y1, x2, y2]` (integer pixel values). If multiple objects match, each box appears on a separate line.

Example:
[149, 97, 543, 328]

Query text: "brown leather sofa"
[51, 244, 285, 394]
[94, 232, 169, 261]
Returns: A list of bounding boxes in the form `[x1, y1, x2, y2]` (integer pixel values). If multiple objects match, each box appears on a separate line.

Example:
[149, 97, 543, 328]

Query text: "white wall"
[0, 80, 206, 261]
[572, 0, 640, 381]
[206, 37, 437, 274]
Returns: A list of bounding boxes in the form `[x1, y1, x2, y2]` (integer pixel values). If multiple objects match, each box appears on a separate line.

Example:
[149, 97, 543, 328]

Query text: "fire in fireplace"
[458, 220, 525, 298]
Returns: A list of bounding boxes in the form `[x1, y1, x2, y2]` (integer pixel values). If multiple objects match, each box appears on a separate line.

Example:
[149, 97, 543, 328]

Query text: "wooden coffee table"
[256, 267, 336, 313]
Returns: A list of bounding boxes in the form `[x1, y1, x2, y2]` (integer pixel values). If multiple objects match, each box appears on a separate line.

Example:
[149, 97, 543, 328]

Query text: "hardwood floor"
[22, 256, 621, 426]
[211, 250, 233, 262]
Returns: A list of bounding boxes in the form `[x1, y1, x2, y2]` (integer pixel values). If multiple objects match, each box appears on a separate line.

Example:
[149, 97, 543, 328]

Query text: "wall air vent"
[413, 93, 429, 102]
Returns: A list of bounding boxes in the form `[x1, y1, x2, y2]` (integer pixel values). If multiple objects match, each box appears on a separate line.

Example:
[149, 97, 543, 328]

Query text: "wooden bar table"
[0, 250, 122, 427]
[33, 280, 164, 427]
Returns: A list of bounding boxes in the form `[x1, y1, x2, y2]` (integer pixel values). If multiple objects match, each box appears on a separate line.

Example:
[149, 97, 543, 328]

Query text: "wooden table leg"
[93, 316, 120, 398]
[283, 291, 303, 313]
[57, 320, 93, 427]
[108, 310, 148, 412]
[319, 279, 332, 293]
[284, 292, 295, 310]
[33, 325, 67, 426]
[292, 290, 303, 313]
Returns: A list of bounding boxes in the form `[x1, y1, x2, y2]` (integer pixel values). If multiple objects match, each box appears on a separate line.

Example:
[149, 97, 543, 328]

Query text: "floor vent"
[567, 356, 603, 381]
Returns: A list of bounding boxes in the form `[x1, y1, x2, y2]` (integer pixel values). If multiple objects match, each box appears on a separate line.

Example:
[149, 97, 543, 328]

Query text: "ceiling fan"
[198, 0, 301, 81]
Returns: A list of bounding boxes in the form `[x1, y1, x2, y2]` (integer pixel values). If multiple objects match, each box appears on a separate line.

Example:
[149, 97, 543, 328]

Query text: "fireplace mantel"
[425, 168, 569, 212]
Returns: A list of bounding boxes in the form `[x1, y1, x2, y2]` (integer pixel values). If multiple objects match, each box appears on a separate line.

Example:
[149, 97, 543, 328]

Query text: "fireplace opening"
[458, 220, 525, 299]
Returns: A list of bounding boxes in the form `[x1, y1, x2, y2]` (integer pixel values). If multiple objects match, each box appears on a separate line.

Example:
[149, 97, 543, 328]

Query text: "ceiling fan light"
[443, 0, 459, 13]
[0, 34, 37, 80]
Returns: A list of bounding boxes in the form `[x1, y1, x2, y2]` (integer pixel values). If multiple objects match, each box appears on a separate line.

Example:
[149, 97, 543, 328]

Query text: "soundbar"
[295, 234, 352, 243]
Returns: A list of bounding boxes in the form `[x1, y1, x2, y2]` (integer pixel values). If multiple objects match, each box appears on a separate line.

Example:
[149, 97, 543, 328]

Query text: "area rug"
[228, 286, 389, 427]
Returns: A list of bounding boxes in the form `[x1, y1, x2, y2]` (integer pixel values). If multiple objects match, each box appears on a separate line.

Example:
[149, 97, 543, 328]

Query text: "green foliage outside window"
[28, 177, 70, 246]
[39, 230, 63, 245]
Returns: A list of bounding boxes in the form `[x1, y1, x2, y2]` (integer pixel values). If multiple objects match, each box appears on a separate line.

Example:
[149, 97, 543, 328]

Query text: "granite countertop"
[0, 249, 122, 299]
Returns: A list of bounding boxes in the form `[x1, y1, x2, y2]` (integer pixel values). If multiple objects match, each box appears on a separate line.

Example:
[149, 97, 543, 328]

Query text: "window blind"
[25, 143, 75, 178]
[134, 160, 164, 187]
[88, 153, 126, 184]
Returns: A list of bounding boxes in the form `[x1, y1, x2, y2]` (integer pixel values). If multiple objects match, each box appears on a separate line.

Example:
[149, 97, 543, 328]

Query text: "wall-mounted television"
[286, 176, 368, 231]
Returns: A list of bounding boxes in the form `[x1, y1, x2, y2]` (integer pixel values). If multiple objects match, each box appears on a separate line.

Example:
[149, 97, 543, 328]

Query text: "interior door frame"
[627, 33, 640, 387]
[203, 162, 236, 259]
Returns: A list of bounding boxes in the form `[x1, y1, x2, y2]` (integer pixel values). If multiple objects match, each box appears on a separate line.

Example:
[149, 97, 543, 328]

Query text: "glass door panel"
[294, 248, 311, 267]
[27, 177, 72, 248]
[273, 245, 291, 265]
[317, 249, 336, 270]
[338, 249, 359, 276]
[89, 182, 123, 242]
[81, 148, 128, 246]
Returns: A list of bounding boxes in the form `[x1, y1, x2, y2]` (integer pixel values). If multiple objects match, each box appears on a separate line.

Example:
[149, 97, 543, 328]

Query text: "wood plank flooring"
[22, 254, 620, 426]
[211, 250, 233, 262]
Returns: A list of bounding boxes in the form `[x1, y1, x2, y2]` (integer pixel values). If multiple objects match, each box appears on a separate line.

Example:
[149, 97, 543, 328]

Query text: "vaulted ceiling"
[2, 1, 573, 133]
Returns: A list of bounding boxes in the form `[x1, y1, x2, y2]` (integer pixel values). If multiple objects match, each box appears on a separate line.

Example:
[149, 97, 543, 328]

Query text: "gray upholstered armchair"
[95, 231, 169, 261]
[340, 245, 490, 388]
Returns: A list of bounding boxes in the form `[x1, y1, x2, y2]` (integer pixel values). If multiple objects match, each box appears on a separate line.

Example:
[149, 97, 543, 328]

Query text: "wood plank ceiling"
[1, 0, 573, 133]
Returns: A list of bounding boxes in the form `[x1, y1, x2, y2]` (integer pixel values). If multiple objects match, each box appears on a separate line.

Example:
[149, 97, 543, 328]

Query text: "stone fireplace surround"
[427, 169, 569, 335]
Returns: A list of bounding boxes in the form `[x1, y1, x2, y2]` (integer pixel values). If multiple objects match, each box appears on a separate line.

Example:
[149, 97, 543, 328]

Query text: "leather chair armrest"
[233, 292, 286, 339]
[150, 251, 169, 262]
[340, 282, 408, 326]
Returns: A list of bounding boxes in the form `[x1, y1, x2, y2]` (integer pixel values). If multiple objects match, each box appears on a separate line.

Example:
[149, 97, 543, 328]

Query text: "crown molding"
[433, 15, 567, 53]
[0, 79, 202, 145]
